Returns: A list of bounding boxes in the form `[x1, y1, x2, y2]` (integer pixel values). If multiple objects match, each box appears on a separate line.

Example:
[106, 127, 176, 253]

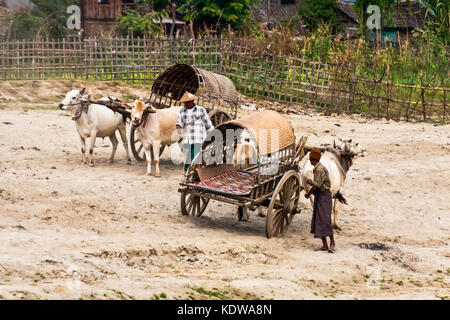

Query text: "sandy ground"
[0, 82, 449, 300]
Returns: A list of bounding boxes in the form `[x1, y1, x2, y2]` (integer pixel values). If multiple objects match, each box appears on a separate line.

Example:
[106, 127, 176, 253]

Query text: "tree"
[296, 0, 341, 32]
[9, 0, 78, 39]
[417, 0, 449, 42]
[119, 0, 184, 38]
[179, 0, 256, 31]
[151, 0, 185, 37]
[117, 9, 168, 37]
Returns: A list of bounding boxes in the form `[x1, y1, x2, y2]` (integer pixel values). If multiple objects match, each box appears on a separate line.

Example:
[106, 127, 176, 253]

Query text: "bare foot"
[329, 243, 336, 253]
[315, 247, 329, 252]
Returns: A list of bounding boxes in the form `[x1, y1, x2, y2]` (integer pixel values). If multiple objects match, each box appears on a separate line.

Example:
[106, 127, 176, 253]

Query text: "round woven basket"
[210, 110, 296, 156]
[150, 63, 238, 109]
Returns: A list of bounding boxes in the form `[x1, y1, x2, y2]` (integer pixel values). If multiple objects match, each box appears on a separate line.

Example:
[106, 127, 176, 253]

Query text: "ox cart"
[130, 63, 239, 162]
[178, 110, 308, 238]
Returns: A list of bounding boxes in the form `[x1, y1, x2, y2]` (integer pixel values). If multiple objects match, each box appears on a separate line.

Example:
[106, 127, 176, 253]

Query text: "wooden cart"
[130, 63, 239, 162]
[178, 110, 308, 238]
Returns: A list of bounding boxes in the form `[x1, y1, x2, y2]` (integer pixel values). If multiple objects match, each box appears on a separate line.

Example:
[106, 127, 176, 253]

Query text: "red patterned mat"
[196, 170, 256, 196]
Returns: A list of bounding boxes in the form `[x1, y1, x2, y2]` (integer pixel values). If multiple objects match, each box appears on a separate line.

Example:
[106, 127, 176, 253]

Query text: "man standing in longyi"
[305, 148, 336, 253]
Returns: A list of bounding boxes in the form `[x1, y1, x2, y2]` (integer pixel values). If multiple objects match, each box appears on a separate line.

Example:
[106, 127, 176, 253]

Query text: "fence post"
[218, 36, 223, 74]
[443, 88, 447, 124]
[385, 51, 392, 120]
[268, 54, 275, 100]
[84, 38, 88, 80]
[420, 73, 426, 122]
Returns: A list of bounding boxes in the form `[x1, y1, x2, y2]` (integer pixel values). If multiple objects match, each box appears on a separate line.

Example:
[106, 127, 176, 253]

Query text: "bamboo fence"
[0, 36, 447, 123]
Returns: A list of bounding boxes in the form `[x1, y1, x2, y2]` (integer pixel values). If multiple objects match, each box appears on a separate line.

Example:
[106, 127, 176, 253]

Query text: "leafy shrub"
[117, 9, 168, 37]
[297, 0, 341, 32]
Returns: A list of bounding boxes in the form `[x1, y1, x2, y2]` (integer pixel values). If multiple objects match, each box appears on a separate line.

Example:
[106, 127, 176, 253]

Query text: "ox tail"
[333, 191, 348, 205]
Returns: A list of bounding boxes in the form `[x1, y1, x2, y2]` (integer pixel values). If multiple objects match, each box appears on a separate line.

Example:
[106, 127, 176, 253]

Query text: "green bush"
[179, 0, 257, 30]
[297, 0, 341, 32]
[117, 9, 168, 37]
[9, 0, 78, 39]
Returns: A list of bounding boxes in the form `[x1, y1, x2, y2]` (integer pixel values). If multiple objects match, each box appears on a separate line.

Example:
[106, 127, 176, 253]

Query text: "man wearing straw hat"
[176, 92, 214, 173]
[305, 148, 336, 253]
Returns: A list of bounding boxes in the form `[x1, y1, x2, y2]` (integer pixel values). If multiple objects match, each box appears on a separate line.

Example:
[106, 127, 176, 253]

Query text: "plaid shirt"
[176, 105, 213, 145]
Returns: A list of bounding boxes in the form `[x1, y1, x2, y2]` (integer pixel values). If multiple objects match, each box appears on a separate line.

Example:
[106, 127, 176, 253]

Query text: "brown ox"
[127, 100, 181, 177]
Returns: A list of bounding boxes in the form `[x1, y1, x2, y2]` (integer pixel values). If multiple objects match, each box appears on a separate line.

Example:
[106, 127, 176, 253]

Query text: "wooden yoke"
[88, 96, 132, 123]
[294, 136, 308, 165]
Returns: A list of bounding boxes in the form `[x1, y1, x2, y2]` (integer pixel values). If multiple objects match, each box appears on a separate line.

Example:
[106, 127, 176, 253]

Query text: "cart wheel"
[265, 171, 301, 238]
[181, 192, 210, 217]
[130, 125, 165, 162]
[208, 109, 232, 127]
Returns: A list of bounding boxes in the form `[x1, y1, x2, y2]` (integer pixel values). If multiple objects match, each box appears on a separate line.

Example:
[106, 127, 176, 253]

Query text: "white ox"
[127, 100, 182, 177]
[59, 89, 131, 166]
[299, 138, 366, 230]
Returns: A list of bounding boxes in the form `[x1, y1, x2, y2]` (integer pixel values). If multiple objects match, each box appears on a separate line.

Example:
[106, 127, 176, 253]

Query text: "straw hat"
[179, 92, 197, 103]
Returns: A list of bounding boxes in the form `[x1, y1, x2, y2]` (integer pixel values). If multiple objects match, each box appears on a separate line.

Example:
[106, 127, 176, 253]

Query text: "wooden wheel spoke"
[186, 197, 193, 211]
[266, 172, 301, 238]
[272, 209, 284, 235]
[285, 178, 295, 199]
[273, 201, 283, 209]
[185, 195, 193, 206]
[187, 195, 196, 213]
[181, 192, 209, 218]
[130, 126, 146, 162]
[284, 212, 291, 226]
[201, 197, 207, 209]
[279, 188, 286, 203]
[191, 198, 198, 216]
[279, 216, 285, 234]
[195, 199, 201, 216]
[283, 186, 292, 202]
[275, 213, 284, 235]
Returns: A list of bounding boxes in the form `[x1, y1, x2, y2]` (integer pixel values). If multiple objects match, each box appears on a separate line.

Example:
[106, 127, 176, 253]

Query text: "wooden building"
[367, 0, 426, 44]
[80, 0, 123, 38]
[80, 0, 185, 38]
[253, 0, 303, 28]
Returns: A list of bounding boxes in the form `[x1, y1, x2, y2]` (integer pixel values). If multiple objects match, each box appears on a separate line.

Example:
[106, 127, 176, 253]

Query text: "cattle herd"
[59, 88, 367, 229]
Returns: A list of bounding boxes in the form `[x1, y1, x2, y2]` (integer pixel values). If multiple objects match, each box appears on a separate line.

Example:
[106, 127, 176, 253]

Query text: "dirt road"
[0, 84, 449, 299]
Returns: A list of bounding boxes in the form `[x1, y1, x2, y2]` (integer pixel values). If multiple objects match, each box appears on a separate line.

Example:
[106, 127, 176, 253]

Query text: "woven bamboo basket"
[149, 63, 238, 110]
[207, 110, 296, 156]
